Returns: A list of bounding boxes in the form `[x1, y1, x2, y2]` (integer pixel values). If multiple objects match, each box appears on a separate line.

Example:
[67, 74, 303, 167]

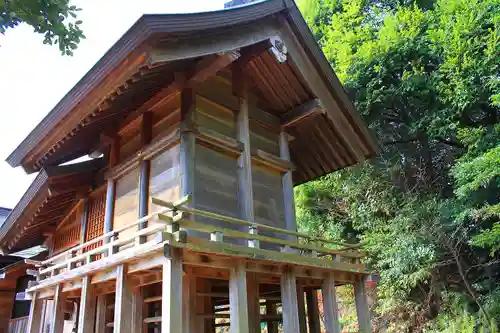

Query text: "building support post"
[180, 87, 196, 225]
[138, 111, 152, 244]
[182, 268, 198, 332]
[162, 245, 183, 333]
[281, 268, 300, 333]
[296, 281, 307, 333]
[306, 289, 321, 333]
[104, 137, 119, 242]
[95, 295, 107, 333]
[114, 264, 133, 333]
[131, 288, 144, 333]
[79, 199, 89, 245]
[322, 274, 341, 333]
[27, 292, 43, 333]
[247, 272, 261, 333]
[77, 276, 96, 333]
[279, 132, 297, 235]
[354, 277, 372, 333]
[266, 302, 278, 333]
[229, 262, 250, 333]
[50, 284, 66, 333]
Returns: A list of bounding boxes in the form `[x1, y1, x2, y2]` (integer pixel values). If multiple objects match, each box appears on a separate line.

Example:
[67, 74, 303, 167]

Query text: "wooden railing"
[29, 195, 364, 284]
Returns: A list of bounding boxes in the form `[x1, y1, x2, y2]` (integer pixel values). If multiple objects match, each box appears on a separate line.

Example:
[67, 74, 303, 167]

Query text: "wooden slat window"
[53, 210, 81, 252]
[85, 190, 106, 252]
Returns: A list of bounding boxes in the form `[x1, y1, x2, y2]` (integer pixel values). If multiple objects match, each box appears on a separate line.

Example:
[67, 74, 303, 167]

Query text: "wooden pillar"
[306, 289, 321, 333]
[279, 132, 297, 235]
[27, 292, 43, 333]
[162, 245, 183, 333]
[114, 264, 133, 333]
[354, 277, 372, 333]
[247, 272, 261, 333]
[180, 88, 196, 220]
[229, 262, 250, 333]
[77, 276, 96, 333]
[265, 302, 278, 333]
[50, 284, 66, 333]
[95, 295, 107, 333]
[322, 274, 341, 333]
[104, 137, 119, 241]
[79, 200, 89, 245]
[138, 112, 152, 238]
[182, 268, 198, 332]
[131, 289, 144, 333]
[280, 268, 300, 333]
[296, 282, 307, 333]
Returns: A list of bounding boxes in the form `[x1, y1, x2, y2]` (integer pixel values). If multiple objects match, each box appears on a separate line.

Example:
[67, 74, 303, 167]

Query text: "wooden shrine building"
[2, 1, 378, 332]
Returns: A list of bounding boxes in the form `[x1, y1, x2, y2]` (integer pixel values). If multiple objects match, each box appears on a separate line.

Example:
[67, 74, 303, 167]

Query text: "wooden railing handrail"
[42, 196, 190, 266]
[152, 196, 362, 250]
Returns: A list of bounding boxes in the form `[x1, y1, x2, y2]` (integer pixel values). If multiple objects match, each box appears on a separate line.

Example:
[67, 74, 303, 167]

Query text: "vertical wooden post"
[247, 272, 261, 333]
[296, 281, 307, 333]
[138, 112, 152, 244]
[234, 73, 256, 246]
[280, 268, 300, 333]
[306, 289, 321, 333]
[114, 264, 133, 333]
[180, 88, 196, 222]
[182, 268, 198, 332]
[50, 284, 66, 333]
[229, 262, 250, 333]
[131, 289, 144, 333]
[322, 274, 341, 333]
[79, 200, 89, 245]
[27, 292, 43, 333]
[265, 302, 278, 333]
[95, 295, 107, 333]
[104, 137, 119, 242]
[279, 132, 297, 235]
[77, 276, 96, 333]
[354, 277, 372, 333]
[162, 245, 183, 333]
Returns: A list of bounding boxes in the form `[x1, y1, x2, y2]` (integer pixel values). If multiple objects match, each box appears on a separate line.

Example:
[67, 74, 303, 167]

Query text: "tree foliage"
[296, 0, 500, 331]
[0, 0, 84, 55]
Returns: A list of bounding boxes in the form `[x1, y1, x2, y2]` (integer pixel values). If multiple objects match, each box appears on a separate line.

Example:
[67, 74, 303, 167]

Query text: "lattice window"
[85, 191, 106, 252]
[53, 210, 81, 252]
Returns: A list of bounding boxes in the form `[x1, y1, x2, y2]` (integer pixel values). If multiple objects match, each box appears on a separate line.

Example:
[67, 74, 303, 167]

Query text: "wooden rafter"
[280, 99, 324, 128]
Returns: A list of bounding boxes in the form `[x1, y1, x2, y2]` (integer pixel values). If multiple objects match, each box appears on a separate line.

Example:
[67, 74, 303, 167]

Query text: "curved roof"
[6, 0, 377, 183]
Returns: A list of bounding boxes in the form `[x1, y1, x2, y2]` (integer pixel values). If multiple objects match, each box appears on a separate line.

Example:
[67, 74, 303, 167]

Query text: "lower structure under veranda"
[0, 1, 378, 332]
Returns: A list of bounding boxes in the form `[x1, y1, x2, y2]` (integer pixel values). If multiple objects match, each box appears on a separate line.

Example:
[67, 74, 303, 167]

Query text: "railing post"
[248, 226, 259, 248]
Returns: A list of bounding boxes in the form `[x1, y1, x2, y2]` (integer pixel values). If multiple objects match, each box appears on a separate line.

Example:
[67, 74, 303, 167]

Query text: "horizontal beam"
[280, 99, 324, 127]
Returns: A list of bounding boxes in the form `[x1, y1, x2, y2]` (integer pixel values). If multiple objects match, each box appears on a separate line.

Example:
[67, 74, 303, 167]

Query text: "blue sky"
[0, 0, 225, 208]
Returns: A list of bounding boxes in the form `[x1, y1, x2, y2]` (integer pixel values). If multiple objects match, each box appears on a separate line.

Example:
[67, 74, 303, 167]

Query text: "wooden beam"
[247, 272, 261, 333]
[354, 277, 372, 333]
[229, 262, 250, 333]
[280, 268, 300, 333]
[322, 274, 341, 333]
[50, 284, 66, 333]
[188, 52, 240, 87]
[277, 16, 365, 160]
[280, 99, 324, 128]
[77, 276, 97, 333]
[162, 245, 183, 333]
[27, 292, 43, 333]
[306, 289, 321, 333]
[95, 295, 107, 333]
[114, 264, 133, 333]
[279, 132, 297, 236]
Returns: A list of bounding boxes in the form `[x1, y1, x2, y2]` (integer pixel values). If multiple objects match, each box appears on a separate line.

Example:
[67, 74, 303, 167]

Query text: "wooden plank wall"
[113, 169, 139, 242]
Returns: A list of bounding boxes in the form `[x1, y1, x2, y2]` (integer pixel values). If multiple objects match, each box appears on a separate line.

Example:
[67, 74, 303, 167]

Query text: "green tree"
[296, 0, 500, 331]
[0, 0, 84, 55]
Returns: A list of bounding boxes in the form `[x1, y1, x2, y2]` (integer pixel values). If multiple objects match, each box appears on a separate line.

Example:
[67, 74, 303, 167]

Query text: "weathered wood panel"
[249, 122, 280, 156]
[8, 316, 28, 333]
[113, 169, 139, 242]
[196, 95, 236, 139]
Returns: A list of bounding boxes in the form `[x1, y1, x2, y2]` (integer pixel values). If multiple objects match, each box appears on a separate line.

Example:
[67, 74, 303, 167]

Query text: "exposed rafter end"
[280, 99, 325, 128]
